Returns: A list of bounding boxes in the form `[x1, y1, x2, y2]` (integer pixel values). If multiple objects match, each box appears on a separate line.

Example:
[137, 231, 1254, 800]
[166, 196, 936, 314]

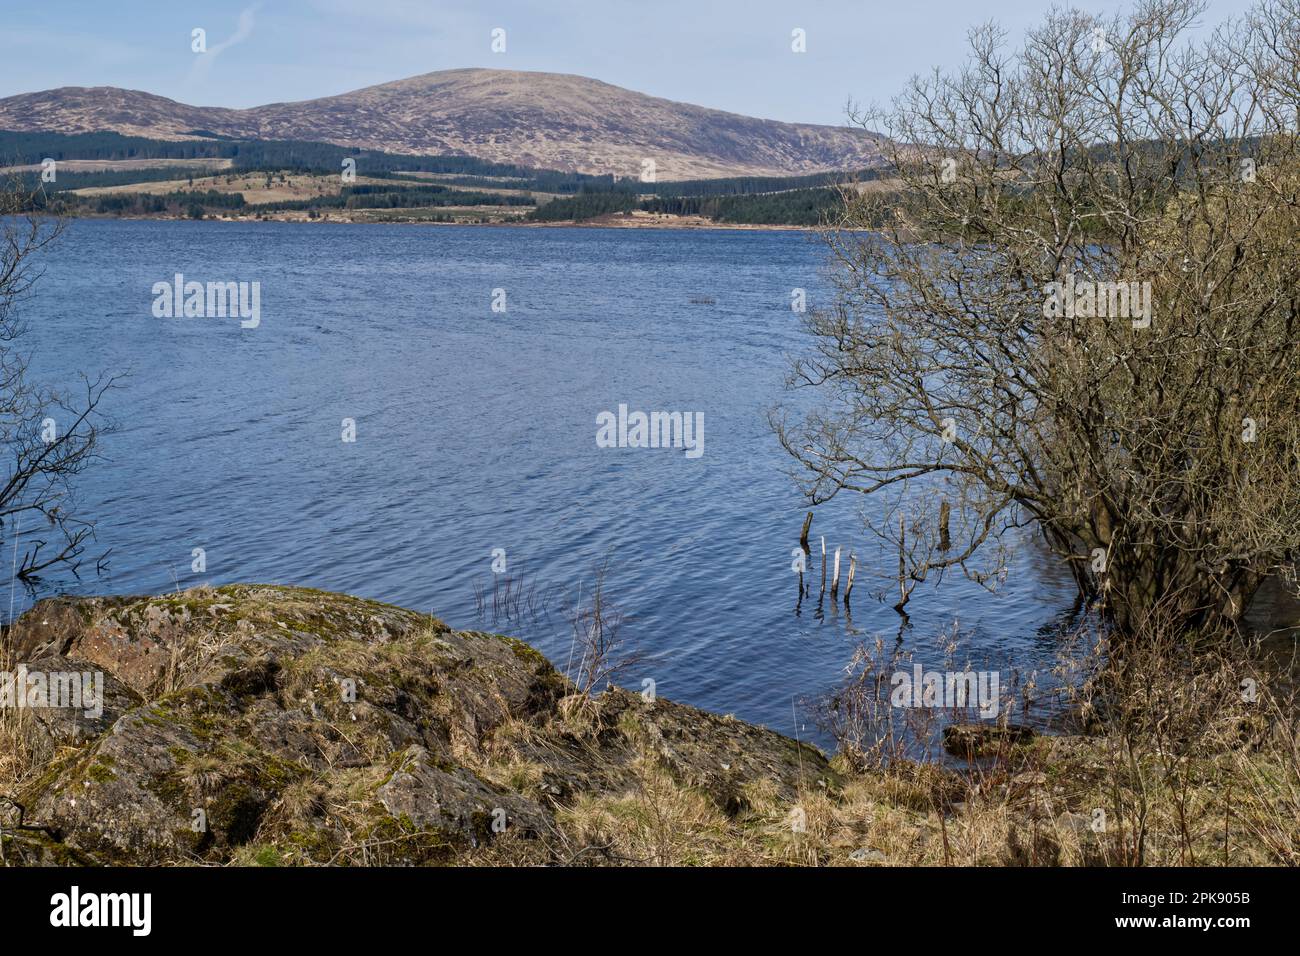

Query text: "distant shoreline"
[58, 210, 825, 233]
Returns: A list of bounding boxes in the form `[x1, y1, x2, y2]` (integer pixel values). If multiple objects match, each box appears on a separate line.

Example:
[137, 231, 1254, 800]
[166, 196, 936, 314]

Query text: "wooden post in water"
[831, 546, 842, 598]
[939, 500, 952, 552]
[893, 513, 910, 613]
[819, 536, 827, 597]
[799, 511, 813, 553]
[844, 554, 856, 607]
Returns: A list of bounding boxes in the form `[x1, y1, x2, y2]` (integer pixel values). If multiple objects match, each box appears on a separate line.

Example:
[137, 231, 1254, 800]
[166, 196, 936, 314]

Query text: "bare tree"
[775, 0, 1300, 637]
[0, 183, 115, 585]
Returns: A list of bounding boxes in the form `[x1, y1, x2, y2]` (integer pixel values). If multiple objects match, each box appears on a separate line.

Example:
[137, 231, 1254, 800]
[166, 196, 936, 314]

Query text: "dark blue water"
[20, 218, 1076, 744]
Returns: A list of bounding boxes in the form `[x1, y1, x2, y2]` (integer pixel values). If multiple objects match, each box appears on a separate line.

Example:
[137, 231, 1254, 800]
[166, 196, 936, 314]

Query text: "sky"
[0, 0, 1264, 127]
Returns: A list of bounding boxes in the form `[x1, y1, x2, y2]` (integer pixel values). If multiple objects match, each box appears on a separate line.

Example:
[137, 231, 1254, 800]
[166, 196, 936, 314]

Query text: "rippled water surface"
[22, 219, 1078, 744]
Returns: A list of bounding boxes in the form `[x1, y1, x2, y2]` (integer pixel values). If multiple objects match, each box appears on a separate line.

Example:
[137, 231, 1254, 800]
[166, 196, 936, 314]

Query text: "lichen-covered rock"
[11, 653, 140, 747]
[0, 828, 96, 866]
[5, 585, 836, 866]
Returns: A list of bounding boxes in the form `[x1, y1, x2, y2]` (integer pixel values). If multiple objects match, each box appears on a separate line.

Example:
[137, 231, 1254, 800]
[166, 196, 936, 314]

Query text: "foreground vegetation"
[1, 585, 1294, 866]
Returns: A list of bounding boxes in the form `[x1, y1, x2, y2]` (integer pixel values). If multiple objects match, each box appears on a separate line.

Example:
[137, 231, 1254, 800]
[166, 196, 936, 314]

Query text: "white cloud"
[188, 4, 261, 85]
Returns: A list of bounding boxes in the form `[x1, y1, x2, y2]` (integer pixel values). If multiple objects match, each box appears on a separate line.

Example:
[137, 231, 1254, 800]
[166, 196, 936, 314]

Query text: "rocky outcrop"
[942, 723, 1037, 759]
[1, 585, 834, 866]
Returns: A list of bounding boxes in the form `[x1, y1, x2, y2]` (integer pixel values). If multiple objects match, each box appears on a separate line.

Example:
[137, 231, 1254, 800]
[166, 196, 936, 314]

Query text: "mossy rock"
[10, 585, 839, 866]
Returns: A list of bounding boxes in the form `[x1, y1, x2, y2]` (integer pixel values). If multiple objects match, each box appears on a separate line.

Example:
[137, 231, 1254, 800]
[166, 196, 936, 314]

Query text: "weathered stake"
[939, 500, 951, 552]
[799, 511, 813, 553]
[844, 553, 856, 607]
[831, 546, 842, 597]
[894, 512, 910, 613]
[819, 536, 827, 595]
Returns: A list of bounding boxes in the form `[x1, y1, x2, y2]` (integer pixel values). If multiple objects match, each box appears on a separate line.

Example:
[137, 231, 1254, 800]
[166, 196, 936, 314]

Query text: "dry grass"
[3, 585, 1295, 867]
[558, 755, 735, 865]
[67, 170, 393, 205]
[545, 610, 1298, 867]
[0, 706, 52, 797]
[0, 627, 56, 798]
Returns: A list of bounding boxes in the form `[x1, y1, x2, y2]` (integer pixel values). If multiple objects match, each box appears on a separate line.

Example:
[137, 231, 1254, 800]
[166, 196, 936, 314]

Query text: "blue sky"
[0, 1, 1261, 126]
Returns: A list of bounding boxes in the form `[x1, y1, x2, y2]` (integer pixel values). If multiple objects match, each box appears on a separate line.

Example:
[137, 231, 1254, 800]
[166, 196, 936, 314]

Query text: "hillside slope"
[0, 68, 887, 179]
